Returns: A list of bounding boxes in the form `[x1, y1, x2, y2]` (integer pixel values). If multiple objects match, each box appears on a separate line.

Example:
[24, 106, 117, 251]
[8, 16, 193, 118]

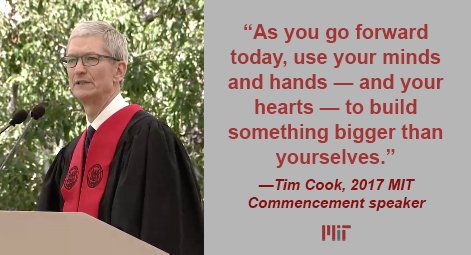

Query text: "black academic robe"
[38, 111, 203, 255]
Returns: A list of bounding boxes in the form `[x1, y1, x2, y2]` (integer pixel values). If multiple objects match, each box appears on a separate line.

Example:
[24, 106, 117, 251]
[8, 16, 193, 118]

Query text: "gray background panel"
[206, 1, 469, 254]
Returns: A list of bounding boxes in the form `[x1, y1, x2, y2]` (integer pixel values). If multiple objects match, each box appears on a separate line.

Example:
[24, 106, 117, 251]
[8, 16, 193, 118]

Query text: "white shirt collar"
[87, 93, 129, 130]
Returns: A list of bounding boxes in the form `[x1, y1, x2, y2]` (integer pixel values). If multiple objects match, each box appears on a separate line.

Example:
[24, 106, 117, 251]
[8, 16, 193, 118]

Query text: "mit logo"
[322, 225, 351, 241]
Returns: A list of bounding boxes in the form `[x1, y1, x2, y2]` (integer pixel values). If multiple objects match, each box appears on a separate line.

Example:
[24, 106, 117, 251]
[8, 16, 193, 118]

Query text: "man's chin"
[72, 90, 95, 103]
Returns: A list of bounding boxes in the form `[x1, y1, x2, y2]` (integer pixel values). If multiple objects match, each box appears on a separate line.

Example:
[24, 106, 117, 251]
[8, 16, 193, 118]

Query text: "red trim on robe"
[61, 104, 143, 218]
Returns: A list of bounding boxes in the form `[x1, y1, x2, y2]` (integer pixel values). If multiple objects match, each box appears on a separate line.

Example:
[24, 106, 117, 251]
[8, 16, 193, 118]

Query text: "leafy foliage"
[0, 0, 204, 210]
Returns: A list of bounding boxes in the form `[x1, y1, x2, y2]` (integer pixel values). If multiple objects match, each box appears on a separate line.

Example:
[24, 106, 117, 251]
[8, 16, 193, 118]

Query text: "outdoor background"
[0, 0, 204, 210]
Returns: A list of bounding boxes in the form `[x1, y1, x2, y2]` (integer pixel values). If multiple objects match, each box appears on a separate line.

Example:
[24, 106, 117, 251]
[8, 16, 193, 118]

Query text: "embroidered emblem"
[63, 166, 79, 190]
[87, 164, 103, 188]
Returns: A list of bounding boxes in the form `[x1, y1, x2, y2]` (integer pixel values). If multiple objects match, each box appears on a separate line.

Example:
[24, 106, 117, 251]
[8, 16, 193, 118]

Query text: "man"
[38, 21, 203, 255]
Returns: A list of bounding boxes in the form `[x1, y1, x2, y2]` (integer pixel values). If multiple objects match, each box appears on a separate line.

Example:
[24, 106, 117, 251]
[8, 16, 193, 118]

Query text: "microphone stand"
[0, 124, 11, 135]
[0, 119, 33, 172]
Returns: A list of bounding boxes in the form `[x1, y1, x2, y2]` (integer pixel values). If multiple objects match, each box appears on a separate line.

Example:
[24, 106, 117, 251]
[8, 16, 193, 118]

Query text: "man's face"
[66, 35, 124, 106]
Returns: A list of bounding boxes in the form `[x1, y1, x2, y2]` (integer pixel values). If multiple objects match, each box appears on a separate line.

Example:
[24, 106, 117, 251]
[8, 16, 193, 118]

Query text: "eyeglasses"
[60, 54, 120, 68]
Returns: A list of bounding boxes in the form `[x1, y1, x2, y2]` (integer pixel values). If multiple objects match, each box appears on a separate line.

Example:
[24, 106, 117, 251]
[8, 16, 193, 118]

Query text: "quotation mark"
[244, 24, 253, 31]
[381, 148, 396, 164]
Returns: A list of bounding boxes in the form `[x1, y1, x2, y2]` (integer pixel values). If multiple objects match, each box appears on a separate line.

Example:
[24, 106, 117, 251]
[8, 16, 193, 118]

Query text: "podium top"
[0, 211, 168, 255]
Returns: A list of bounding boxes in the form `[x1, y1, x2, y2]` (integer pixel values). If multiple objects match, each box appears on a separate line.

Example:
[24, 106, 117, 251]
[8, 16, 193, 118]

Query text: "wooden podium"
[0, 211, 168, 255]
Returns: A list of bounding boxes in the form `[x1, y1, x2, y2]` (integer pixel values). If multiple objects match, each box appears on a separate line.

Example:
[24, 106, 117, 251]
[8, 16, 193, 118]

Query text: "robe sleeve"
[37, 148, 66, 211]
[110, 117, 203, 255]
[142, 120, 203, 255]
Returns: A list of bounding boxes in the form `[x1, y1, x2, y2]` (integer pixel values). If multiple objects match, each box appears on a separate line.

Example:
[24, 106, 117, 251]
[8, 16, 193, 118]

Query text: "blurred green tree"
[0, 0, 204, 210]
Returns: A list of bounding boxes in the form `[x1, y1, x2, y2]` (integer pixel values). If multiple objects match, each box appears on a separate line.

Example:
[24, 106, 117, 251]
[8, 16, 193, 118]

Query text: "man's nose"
[73, 58, 87, 73]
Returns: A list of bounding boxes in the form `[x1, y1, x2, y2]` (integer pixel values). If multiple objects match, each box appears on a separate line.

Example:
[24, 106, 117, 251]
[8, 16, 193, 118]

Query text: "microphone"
[0, 104, 46, 172]
[31, 104, 46, 120]
[0, 109, 28, 135]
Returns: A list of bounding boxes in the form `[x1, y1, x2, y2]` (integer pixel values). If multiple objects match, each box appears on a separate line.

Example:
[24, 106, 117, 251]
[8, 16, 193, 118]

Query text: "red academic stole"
[61, 104, 142, 218]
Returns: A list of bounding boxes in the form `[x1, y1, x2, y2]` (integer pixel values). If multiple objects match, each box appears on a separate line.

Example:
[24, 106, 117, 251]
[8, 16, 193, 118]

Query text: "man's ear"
[114, 61, 127, 84]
